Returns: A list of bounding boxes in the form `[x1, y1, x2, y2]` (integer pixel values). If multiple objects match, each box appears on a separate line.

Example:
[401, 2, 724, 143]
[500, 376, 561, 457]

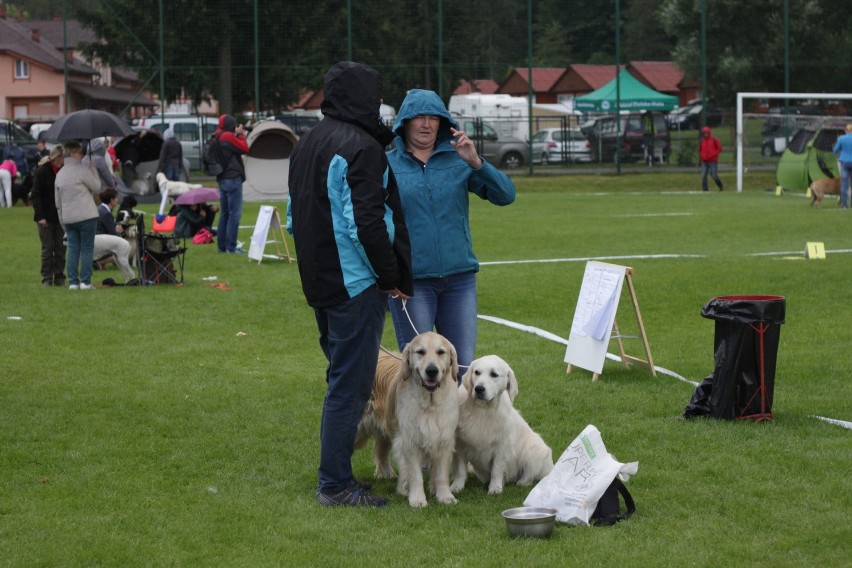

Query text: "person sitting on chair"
[94, 187, 135, 282]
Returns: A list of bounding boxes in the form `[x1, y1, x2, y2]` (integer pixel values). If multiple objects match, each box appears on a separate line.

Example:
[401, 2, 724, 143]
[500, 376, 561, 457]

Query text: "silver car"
[532, 128, 591, 164]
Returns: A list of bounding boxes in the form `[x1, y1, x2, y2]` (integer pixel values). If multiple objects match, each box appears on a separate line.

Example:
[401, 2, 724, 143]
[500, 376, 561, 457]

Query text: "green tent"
[575, 69, 678, 112]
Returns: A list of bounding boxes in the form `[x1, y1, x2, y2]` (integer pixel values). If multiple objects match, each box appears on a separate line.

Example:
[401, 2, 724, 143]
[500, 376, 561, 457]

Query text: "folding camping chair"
[135, 213, 186, 285]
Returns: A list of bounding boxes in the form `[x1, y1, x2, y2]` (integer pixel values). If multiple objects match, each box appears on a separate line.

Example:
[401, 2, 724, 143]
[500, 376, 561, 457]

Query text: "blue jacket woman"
[386, 88, 516, 378]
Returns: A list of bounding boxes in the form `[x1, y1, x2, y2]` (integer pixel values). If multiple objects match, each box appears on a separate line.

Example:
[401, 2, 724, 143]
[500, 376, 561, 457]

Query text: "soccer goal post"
[736, 92, 852, 192]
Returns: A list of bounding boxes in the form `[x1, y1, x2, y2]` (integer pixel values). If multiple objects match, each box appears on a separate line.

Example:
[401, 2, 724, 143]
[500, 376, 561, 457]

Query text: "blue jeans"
[315, 286, 387, 494]
[388, 271, 477, 382]
[65, 218, 97, 286]
[840, 161, 852, 208]
[217, 177, 243, 252]
[701, 161, 722, 191]
[164, 162, 181, 182]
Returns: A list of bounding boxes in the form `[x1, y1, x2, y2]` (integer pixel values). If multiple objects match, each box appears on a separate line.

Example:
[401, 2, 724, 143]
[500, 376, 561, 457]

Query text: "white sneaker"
[79, 283, 94, 290]
[69, 284, 80, 290]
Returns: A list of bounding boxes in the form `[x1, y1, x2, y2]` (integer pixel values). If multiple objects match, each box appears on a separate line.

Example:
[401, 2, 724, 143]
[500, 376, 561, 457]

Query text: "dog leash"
[392, 298, 469, 373]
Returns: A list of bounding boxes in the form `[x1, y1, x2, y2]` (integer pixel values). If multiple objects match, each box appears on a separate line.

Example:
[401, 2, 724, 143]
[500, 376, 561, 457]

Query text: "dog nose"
[425, 364, 439, 379]
[474, 385, 485, 395]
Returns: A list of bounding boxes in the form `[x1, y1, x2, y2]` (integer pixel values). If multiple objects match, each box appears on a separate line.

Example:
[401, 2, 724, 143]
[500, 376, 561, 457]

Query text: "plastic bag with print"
[523, 424, 638, 525]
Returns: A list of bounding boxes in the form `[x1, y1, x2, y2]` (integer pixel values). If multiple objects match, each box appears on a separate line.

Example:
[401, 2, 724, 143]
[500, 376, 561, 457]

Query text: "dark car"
[582, 111, 670, 163]
[459, 119, 528, 169]
[0, 119, 40, 174]
[667, 104, 723, 130]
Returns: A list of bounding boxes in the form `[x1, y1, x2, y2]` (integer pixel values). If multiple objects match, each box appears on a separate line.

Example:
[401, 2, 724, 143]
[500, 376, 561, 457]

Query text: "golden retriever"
[355, 332, 459, 507]
[451, 355, 553, 495]
[809, 177, 841, 208]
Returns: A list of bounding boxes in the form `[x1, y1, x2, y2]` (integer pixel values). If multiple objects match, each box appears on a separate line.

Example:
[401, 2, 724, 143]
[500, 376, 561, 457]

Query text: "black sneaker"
[317, 483, 388, 508]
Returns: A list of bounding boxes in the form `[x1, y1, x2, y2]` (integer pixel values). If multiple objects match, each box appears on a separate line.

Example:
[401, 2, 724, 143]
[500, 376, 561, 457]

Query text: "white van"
[132, 114, 219, 170]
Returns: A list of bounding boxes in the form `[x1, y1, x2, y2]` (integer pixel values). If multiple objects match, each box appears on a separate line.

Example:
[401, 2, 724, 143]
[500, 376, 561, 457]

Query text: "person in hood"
[82, 137, 116, 191]
[699, 126, 723, 191]
[157, 127, 184, 182]
[213, 114, 249, 254]
[386, 89, 516, 382]
[287, 61, 413, 508]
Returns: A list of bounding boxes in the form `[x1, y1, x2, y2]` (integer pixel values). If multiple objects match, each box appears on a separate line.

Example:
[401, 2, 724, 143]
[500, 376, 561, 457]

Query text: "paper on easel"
[248, 206, 275, 261]
[571, 265, 621, 341]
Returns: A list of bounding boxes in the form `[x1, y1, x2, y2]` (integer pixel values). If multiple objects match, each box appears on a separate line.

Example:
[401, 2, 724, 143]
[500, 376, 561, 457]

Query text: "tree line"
[12, 0, 852, 114]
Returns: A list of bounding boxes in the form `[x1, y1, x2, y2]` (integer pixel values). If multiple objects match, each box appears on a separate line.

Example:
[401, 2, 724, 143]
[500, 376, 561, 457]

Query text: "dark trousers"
[38, 222, 66, 285]
[314, 286, 387, 494]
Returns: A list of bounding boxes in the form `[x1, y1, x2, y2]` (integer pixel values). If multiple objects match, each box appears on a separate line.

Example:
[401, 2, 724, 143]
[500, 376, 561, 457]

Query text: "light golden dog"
[451, 355, 553, 495]
[355, 332, 459, 507]
[809, 177, 841, 208]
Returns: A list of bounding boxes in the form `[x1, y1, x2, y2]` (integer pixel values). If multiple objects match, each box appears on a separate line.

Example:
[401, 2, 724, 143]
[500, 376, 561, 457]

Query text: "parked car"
[761, 106, 821, 137]
[0, 119, 40, 174]
[274, 111, 321, 136]
[667, 104, 723, 130]
[458, 119, 528, 169]
[132, 114, 219, 170]
[531, 128, 591, 164]
[582, 111, 670, 163]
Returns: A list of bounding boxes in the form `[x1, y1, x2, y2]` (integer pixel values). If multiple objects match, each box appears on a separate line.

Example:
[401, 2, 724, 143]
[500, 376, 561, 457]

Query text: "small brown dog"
[809, 177, 842, 207]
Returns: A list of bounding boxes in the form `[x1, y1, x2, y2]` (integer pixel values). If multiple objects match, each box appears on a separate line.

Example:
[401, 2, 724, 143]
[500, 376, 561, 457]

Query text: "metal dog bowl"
[501, 507, 557, 538]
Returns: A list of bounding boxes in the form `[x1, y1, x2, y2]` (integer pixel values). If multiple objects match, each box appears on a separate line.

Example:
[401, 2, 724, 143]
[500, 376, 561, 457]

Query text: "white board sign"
[564, 261, 628, 375]
[248, 205, 276, 261]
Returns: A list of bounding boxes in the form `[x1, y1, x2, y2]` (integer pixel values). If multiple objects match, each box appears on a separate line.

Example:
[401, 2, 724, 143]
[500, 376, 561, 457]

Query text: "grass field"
[1, 170, 850, 567]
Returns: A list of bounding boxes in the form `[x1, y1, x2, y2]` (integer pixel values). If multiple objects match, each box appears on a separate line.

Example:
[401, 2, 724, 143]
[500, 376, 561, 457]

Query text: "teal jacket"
[387, 89, 516, 279]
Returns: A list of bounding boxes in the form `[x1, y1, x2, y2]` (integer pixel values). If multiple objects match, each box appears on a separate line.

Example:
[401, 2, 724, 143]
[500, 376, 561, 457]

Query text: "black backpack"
[591, 478, 635, 526]
[202, 134, 224, 176]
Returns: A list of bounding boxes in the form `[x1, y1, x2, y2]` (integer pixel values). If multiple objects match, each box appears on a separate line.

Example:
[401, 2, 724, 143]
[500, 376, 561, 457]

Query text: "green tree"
[660, 0, 852, 105]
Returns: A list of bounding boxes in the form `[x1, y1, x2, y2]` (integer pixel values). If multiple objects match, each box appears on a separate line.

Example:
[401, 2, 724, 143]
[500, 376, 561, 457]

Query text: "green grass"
[1, 170, 850, 567]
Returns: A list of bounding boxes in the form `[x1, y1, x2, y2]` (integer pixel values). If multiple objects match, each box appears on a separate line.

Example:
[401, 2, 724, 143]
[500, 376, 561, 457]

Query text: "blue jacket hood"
[392, 89, 459, 145]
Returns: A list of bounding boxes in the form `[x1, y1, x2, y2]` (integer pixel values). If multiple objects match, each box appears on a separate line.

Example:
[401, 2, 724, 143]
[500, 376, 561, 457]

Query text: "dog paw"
[487, 484, 504, 495]
[408, 494, 428, 508]
[450, 481, 466, 493]
[436, 491, 458, 505]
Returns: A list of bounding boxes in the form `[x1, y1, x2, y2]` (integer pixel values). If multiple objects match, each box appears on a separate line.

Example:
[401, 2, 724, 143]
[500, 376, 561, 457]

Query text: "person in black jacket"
[214, 115, 249, 254]
[31, 145, 66, 286]
[288, 61, 414, 508]
[157, 127, 184, 182]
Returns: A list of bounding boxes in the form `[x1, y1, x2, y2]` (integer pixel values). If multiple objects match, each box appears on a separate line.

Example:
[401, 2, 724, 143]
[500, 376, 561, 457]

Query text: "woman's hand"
[450, 127, 483, 169]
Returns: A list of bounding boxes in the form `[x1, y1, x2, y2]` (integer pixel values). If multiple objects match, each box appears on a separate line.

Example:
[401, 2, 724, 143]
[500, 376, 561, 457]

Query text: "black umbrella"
[114, 129, 163, 163]
[42, 109, 135, 141]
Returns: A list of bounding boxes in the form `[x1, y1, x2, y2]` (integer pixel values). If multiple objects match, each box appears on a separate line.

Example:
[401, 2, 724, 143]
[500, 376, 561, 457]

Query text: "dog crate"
[135, 214, 186, 285]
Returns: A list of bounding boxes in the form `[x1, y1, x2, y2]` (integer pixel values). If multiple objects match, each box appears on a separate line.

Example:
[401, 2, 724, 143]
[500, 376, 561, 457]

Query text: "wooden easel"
[565, 263, 655, 381]
[247, 206, 294, 264]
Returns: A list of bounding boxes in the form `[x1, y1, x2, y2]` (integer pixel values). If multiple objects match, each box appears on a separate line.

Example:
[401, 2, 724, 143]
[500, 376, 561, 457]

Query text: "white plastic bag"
[523, 424, 638, 525]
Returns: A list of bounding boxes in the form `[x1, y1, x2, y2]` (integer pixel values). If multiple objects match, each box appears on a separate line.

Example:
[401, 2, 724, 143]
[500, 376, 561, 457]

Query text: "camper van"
[132, 114, 219, 170]
[449, 94, 529, 140]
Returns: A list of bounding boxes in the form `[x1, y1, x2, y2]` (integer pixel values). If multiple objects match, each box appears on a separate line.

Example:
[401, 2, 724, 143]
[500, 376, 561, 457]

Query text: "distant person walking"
[832, 123, 852, 209]
[699, 126, 723, 191]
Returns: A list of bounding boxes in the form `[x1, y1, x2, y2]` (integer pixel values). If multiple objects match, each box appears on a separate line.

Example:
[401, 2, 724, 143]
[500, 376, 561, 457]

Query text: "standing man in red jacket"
[699, 126, 724, 191]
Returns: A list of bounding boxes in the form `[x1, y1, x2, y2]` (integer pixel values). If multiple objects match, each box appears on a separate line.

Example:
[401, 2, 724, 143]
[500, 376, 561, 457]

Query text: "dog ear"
[448, 341, 459, 384]
[506, 364, 519, 403]
[461, 360, 475, 395]
[401, 341, 413, 381]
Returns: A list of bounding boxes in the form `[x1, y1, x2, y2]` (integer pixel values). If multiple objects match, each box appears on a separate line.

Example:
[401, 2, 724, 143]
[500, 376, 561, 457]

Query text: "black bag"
[202, 134, 224, 176]
[591, 478, 635, 526]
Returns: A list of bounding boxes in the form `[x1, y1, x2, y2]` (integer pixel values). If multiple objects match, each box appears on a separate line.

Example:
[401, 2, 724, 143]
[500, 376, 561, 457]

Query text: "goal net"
[736, 92, 852, 192]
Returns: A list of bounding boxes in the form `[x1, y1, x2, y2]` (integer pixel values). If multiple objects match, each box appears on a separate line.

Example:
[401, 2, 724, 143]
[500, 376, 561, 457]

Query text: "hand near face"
[450, 127, 483, 169]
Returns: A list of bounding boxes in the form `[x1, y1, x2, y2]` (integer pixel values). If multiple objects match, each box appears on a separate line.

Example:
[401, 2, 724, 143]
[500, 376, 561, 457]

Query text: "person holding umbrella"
[55, 141, 102, 290]
[173, 187, 219, 239]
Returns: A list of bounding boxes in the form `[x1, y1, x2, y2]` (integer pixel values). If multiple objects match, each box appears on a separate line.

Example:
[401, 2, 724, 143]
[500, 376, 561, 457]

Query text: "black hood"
[321, 61, 394, 146]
